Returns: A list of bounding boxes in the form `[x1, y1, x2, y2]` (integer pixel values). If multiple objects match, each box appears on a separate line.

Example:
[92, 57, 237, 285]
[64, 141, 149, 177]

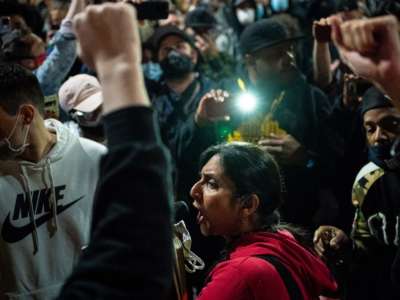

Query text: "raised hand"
[195, 89, 231, 127]
[331, 15, 400, 108]
[73, 2, 149, 113]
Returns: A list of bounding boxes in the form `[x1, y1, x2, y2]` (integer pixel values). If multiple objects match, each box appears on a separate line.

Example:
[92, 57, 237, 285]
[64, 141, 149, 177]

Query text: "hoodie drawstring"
[46, 158, 58, 233]
[20, 165, 39, 254]
[18, 158, 59, 253]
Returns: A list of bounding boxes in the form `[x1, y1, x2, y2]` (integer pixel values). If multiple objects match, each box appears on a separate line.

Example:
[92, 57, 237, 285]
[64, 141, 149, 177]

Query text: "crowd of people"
[0, 0, 400, 299]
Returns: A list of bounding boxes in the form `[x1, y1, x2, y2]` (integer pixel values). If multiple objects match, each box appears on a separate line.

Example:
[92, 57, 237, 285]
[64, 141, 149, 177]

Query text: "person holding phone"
[195, 18, 340, 228]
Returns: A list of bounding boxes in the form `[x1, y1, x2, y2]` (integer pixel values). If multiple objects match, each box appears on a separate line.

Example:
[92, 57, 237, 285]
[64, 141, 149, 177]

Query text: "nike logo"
[1, 196, 84, 243]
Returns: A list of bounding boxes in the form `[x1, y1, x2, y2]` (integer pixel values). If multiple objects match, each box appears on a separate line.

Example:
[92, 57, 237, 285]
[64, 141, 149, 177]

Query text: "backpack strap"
[254, 254, 303, 300]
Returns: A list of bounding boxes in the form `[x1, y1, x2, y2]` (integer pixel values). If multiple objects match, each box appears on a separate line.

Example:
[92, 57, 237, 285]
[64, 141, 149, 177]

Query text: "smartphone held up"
[93, 0, 169, 20]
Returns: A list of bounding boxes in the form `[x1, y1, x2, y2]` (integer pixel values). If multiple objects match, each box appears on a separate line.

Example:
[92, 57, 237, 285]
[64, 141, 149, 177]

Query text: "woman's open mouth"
[197, 211, 205, 224]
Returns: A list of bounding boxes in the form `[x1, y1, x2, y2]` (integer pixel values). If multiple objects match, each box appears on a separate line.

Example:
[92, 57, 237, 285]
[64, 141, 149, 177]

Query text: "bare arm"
[313, 19, 333, 88]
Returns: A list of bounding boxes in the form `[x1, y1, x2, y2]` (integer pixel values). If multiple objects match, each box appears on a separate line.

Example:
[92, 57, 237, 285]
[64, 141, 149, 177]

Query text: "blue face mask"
[142, 62, 163, 81]
[256, 3, 265, 19]
[270, 0, 289, 12]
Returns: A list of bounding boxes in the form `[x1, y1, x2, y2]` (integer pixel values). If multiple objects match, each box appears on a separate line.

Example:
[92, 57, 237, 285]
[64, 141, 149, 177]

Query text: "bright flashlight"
[236, 92, 257, 113]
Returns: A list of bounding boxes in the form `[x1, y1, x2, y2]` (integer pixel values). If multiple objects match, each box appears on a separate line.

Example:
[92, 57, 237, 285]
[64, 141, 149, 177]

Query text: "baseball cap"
[239, 19, 303, 55]
[59, 74, 103, 114]
[185, 7, 217, 29]
[152, 25, 196, 52]
[361, 86, 394, 116]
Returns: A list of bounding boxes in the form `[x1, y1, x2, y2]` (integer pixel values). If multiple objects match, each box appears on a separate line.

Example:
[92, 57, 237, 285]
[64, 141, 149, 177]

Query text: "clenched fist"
[73, 2, 150, 114]
[331, 15, 400, 108]
[313, 225, 349, 258]
[73, 2, 141, 70]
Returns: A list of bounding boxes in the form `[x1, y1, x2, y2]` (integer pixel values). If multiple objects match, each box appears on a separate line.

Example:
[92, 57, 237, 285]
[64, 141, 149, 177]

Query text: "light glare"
[237, 92, 257, 112]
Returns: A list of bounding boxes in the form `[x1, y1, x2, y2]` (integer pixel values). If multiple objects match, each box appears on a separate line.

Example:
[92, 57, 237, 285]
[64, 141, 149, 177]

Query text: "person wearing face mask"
[314, 87, 400, 300]
[148, 25, 217, 201]
[147, 25, 222, 292]
[235, 1, 256, 26]
[227, 0, 260, 59]
[0, 63, 106, 299]
[141, 41, 163, 82]
[232, 0, 260, 29]
[195, 19, 340, 228]
[184, 7, 237, 83]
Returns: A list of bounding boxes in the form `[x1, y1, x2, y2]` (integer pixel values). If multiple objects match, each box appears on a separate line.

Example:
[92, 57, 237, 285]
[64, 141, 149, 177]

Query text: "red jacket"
[197, 231, 338, 300]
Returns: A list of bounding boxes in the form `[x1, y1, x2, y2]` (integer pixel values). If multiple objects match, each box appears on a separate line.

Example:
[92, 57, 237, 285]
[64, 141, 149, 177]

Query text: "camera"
[93, 1, 169, 20]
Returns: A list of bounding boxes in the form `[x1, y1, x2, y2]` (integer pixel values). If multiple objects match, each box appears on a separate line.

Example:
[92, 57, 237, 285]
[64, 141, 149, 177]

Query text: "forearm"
[97, 59, 149, 114]
[65, 0, 85, 21]
[34, 0, 86, 95]
[34, 20, 77, 95]
[58, 107, 173, 299]
[313, 41, 332, 88]
[60, 3, 173, 298]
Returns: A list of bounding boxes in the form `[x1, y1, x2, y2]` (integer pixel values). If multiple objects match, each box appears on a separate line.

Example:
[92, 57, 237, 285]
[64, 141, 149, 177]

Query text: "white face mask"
[236, 8, 256, 26]
[0, 112, 30, 160]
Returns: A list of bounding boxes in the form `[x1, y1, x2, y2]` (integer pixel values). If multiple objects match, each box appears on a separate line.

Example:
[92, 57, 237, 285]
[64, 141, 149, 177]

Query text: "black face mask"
[368, 142, 400, 171]
[160, 50, 194, 80]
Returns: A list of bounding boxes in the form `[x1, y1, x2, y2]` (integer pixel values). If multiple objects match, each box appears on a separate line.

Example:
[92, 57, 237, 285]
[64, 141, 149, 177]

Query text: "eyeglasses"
[70, 108, 102, 127]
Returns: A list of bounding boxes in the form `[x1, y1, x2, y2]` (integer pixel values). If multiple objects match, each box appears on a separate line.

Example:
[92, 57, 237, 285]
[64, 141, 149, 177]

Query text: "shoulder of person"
[213, 256, 283, 281]
[78, 137, 107, 158]
[203, 256, 286, 300]
[145, 77, 163, 97]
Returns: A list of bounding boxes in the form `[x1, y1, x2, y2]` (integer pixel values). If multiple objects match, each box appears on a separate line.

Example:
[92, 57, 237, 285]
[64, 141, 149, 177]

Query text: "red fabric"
[197, 231, 338, 300]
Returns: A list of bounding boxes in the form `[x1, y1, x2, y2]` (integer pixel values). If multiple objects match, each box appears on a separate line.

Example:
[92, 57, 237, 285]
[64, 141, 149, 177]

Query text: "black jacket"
[149, 75, 217, 200]
[57, 107, 173, 299]
[221, 72, 339, 226]
[348, 168, 400, 300]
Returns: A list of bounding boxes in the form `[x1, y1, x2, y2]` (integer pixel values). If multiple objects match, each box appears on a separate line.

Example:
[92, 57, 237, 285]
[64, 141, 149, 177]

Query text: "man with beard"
[146, 26, 221, 293]
[314, 87, 400, 300]
[148, 25, 216, 201]
[195, 19, 338, 227]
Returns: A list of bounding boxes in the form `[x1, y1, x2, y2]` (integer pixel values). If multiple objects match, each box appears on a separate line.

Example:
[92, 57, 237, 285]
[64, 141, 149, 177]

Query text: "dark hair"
[199, 142, 284, 230]
[1, 35, 34, 63]
[0, 1, 44, 38]
[199, 142, 313, 247]
[361, 0, 400, 18]
[0, 63, 44, 115]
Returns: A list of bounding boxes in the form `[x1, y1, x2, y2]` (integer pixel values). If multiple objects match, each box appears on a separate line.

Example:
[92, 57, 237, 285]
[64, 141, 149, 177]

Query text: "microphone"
[174, 201, 189, 223]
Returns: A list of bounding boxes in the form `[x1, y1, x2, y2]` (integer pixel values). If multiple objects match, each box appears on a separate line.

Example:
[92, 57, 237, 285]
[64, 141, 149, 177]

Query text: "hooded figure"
[347, 87, 400, 300]
[0, 63, 106, 299]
